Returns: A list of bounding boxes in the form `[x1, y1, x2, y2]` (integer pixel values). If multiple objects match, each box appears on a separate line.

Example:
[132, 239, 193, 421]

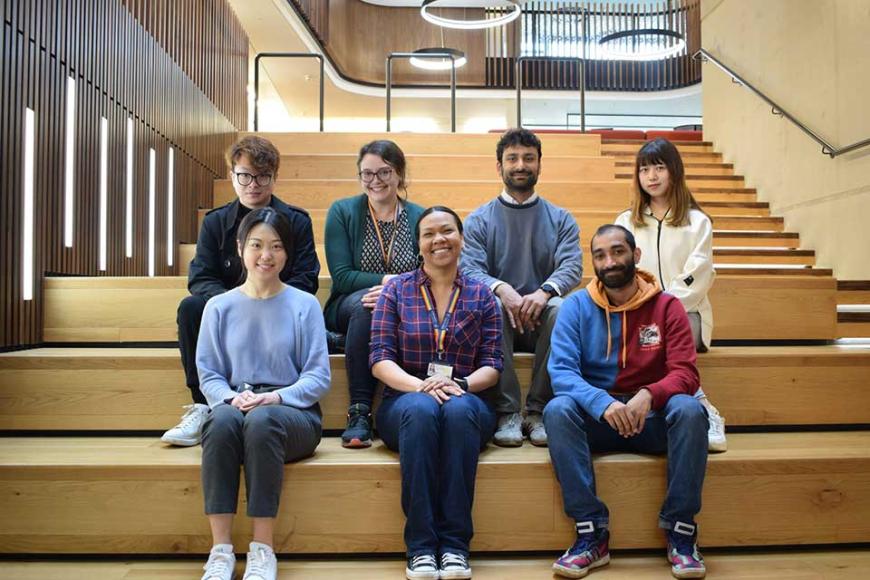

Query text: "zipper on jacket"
[654, 216, 665, 289]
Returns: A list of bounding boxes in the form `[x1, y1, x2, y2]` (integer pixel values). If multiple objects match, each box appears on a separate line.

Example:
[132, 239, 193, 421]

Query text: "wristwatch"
[540, 282, 557, 298]
[453, 377, 469, 391]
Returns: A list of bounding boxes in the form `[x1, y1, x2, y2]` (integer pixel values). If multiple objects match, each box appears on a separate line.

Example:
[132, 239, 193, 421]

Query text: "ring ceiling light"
[598, 28, 686, 61]
[409, 47, 468, 70]
[420, 0, 521, 30]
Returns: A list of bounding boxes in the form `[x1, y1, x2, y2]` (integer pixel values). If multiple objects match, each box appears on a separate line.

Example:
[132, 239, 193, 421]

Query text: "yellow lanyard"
[420, 284, 462, 359]
[368, 200, 400, 270]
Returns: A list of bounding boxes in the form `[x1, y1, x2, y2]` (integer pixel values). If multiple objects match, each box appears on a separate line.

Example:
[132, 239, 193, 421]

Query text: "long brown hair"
[629, 137, 709, 227]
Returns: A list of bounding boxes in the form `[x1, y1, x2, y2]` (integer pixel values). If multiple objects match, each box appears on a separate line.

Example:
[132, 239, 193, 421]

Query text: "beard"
[595, 260, 637, 289]
[502, 169, 539, 194]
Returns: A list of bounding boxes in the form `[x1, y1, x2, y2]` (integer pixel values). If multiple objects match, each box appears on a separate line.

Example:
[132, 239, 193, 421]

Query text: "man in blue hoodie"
[545, 224, 708, 579]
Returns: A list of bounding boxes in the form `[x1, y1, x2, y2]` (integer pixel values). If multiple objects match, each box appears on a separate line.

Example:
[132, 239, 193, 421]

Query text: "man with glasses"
[162, 135, 320, 447]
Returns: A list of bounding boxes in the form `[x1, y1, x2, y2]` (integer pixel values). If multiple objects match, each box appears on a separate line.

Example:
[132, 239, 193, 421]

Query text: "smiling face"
[591, 229, 641, 290]
[638, 162, 672, 203]
[358, 153, 401, 205]
[418, 210, 463, 270]
[239, 222, 286, 283]
[497, 144, 541, 195]
[231, 153, 275, 210]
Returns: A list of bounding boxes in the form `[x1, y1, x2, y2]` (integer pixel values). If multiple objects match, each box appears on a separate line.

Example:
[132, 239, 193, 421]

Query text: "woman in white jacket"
[615, 137, 727, 452]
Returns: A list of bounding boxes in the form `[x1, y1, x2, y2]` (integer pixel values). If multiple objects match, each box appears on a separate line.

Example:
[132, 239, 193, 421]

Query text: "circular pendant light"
[420, 0, 521, 30]
[598, 28, 686, 61]
[409, 47, 467, 70]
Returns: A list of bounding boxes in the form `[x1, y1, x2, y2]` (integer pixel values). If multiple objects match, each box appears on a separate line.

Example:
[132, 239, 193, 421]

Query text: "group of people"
[164, 128, 720, 580]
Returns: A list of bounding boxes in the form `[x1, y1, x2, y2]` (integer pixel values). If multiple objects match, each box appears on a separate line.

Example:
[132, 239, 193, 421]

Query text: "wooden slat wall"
[1, 0, 247, 349]
[290, 0, 329, 45]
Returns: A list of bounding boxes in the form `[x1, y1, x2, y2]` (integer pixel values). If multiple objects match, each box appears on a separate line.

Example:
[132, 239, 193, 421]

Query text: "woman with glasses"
[162, 135, 320, 448]
[323, 140, 425, 448]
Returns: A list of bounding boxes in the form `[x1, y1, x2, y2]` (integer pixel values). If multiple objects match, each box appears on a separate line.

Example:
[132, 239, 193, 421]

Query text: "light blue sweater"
[196, 285, 331, 409]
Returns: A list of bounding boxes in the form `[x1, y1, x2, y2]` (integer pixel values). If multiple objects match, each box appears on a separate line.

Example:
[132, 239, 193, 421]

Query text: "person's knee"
[202, 405, 242, 442]
[177, 294, 207, 325]
[667, 395, 708, 431]
[242, 405, 284, 445]
[441, 396, 479, 427]
[543, 396, 584, 430]
[399, 393, 441, 429]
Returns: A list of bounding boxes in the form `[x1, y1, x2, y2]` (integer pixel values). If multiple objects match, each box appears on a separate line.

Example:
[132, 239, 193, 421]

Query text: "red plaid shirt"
[369, 268, 503, 394]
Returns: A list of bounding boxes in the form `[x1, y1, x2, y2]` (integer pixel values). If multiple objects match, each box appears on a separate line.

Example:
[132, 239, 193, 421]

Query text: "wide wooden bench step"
[838, 310, 870, 338]
[3, 345, 867, 431]
[838, 281, 870, 305]
[8, 549, 870, 579]
[602, 140, 713, 153]
[615, 160, 736, 176]
[241, 131, 603, 156]
[2, 433, 869, 554]
[41, 275, 837, 343]
[605, 150, 724, 163]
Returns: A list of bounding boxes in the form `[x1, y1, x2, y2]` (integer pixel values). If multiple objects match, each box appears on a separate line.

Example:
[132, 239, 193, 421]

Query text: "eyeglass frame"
[232, 171, 274, 187]
[358, 167, 395, 183]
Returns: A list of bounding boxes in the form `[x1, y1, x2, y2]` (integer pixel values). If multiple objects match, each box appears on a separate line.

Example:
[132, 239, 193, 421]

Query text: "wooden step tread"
[2, 433, 869, 553]
[2, 345, 868, 430]
[8, 548, 870, 578]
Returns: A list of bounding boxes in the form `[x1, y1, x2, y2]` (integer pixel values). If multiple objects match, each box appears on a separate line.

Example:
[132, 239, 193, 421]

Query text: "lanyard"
[368, 200, 400, 270]
[420, 284, 461, 360]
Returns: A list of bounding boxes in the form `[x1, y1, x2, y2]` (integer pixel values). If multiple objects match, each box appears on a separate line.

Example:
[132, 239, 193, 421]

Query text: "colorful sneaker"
[440, 552, 472, 579]
[341, 403, 373, 448]
[243, 541, 277, 580]
[706, 405, 727, 453]
[162, 403, 210, 447]
[201, 543, 235, 580]
[406, 553, 439, 580]
[493, 412, 523, 447]
[523, 412, 548, 446]
[667, 522, 706, 579]
[552, 522, 610, 578]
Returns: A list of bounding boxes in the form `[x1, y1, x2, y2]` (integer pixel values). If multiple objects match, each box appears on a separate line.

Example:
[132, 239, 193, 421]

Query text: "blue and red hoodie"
[548, 269, 699, 420]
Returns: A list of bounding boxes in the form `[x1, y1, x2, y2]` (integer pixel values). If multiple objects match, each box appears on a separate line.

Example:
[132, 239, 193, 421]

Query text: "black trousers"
[177, 294, 208, 405]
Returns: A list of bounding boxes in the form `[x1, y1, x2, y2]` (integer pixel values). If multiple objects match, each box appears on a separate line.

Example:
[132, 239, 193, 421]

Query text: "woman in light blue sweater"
[196, 207, 330, 580]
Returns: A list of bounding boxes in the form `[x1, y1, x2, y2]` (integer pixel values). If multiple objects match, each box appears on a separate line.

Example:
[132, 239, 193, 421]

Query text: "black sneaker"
[341, 403, 373, 448]
[440, 552, 472, 579]
[406, 553, 439, 580]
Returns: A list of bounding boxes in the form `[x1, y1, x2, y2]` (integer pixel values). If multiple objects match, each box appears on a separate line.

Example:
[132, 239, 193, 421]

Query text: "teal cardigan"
[323, 194, 425, 329]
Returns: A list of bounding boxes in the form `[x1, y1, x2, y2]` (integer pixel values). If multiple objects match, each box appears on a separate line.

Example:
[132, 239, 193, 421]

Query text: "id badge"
[427, 362, 454, 379]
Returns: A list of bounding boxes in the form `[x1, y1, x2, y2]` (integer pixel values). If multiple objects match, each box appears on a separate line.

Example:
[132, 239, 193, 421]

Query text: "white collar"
[500, 190, 539, 205]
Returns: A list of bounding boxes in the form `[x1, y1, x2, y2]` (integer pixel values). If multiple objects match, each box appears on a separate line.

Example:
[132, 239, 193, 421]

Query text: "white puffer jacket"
[615, 207, 715, 348]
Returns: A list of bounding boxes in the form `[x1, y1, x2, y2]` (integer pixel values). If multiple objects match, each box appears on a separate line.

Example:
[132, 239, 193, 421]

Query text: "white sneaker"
[243, 542, 277, 580]
[440, 552, 473, 579]
[202, 544, 235, 580]
[707, 406, 727, 453]
[161, 403, 210, 446]
[493, 412, 524, 447]
[406, 554, 439, 580]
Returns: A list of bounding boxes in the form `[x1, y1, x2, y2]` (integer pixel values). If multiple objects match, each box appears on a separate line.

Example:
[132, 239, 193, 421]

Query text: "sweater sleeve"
[276, 296, 331, 408]
[665, 214, 715, 314]
[196, 300, 237, 408]
[546, 209, 583, 294]
[548, 295, 618, 421]
[460, 208, 501, 288]
[188, 213, 229, 300]
[324, 200, 383, 294]
[643, 297, 700, 409]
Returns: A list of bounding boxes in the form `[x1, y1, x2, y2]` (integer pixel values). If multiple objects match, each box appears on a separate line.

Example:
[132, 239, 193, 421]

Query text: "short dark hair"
[236, 207, 295, 283]
[415, 206, 464, 242]
[357, 139, 408, 193]
[496, 128, 542, 162]
[591, 224, 636, 252]
[225, 136, 280, 174]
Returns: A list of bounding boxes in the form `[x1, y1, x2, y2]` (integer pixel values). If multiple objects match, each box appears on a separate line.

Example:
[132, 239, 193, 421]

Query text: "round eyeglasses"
[358, 167, 394, 183]
[233, 171, 273, 187]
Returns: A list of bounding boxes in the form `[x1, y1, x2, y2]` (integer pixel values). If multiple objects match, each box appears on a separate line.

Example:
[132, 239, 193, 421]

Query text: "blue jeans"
[543, 394, 708, 530]
[377, 391, 497, 557]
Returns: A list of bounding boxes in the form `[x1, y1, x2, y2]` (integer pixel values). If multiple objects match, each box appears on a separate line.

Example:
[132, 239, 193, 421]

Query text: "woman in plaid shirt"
[370, 206, 504, 580]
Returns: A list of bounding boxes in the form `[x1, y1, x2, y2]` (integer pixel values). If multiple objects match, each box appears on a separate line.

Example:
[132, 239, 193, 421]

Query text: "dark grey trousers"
[201, 403, 322, 517]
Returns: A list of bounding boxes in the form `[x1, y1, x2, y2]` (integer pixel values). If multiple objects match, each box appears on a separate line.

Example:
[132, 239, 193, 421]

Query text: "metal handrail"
[254, 52, 324, 132]
[386, 52, 459, 133]
[694, 48, 870, 158]
[517, 55, 586, 132]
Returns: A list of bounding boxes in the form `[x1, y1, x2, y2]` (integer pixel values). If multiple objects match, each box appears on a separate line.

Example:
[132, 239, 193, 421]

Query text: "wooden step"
[838, 281, 870, 305]
[8, 549, 870, 579]
[2, 433, 869, 553]
[212, 180, 765, 209]
[617, 174, 745, 188]
[615, 160, 736, 176]
[606, 150, 724, 163]
[712, 231, 799, 248]
[275, 154, 615, 181]
[241, 131, 602, 157]
[838, 311, 870, 338]
[41, 275, 837, 343]
[602, 140, 714, 153]
[2, 346, 868, 431]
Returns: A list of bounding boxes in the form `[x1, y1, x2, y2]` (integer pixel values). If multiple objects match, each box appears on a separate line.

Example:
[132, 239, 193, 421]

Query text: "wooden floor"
[5, 549, 870, 579]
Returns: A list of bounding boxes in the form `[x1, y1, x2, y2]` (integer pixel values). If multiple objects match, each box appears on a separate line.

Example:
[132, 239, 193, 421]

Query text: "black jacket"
[187, 196, 320, 300]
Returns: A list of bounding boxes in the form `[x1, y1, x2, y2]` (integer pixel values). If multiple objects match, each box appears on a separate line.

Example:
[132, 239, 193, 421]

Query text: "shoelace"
[178, 404, 205, 428]
[669, 532, 698, 557]
[707, 409, 725, 435]
[347, 410, 371, 430]
[566, 533, 598, 556]
[245, 546, 271, 578]
[441, 552, 468, 569]
[409, 554, 438, 570]
[203, 551, 233, 578]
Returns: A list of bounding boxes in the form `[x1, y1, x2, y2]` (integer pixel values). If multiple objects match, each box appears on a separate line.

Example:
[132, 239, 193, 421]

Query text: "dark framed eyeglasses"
[233, 171, 273, 187]
[358, 167, 394, 183]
